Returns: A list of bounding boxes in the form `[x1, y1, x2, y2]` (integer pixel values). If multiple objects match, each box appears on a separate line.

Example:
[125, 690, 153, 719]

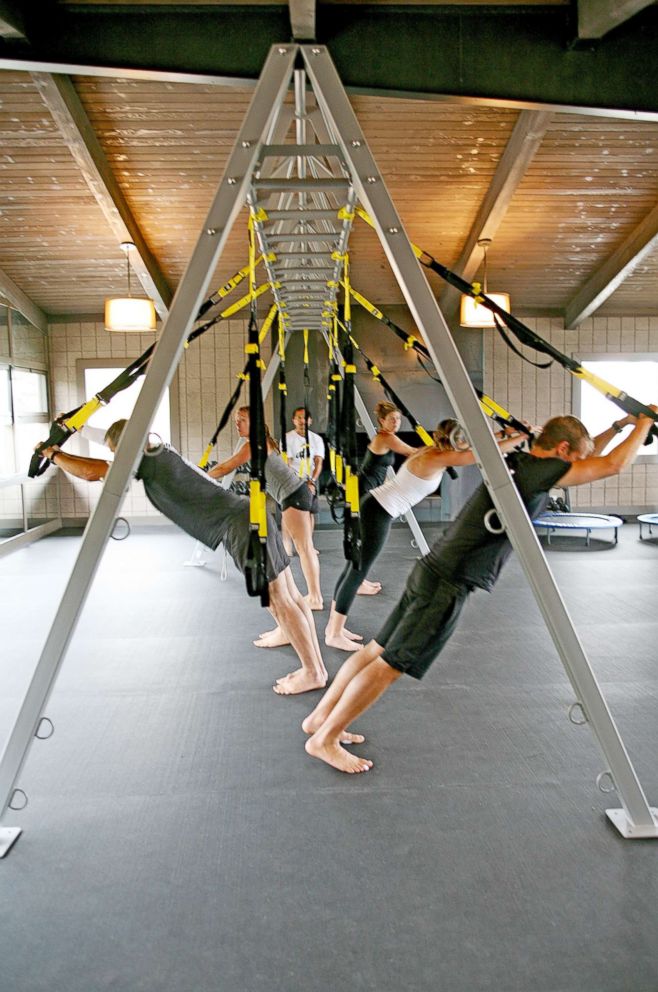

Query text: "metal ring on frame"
[35, 717, 55, 740]
[410, 539, 418, 549]
[596, 770, 616, 794]
[143, 432, 164, 456]
[110, 517, 131, 541]
[483, 508, 505, 534]
[8, 789, 28, 811]
[568, 702, 588, 726]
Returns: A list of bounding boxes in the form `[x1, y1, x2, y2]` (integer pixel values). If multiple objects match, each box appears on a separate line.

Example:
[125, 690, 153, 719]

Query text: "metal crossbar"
[1, 42, 655, 859]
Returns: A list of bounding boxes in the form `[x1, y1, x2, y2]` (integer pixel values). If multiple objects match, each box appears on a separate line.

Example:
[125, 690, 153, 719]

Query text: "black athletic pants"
[333, 494, 394, 615]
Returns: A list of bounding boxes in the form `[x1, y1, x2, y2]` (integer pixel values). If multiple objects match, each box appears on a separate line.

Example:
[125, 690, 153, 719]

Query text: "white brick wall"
[483, 315, 658, 511]
[45, 316, 272, 522]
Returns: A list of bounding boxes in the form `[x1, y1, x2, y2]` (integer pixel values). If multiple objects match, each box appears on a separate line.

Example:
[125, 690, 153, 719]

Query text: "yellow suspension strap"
[346, 284, 532, 442]
[244, 213, 270, 607]
[338, 255, 362, 569]
[195, 252, 274, 320]
[355, 209, 658, 440]
[197, 303, 277, 470]
[276, 309, 289, 464]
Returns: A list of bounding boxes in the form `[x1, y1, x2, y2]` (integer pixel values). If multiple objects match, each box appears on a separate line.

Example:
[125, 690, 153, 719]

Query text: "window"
[4, 367, 50, 475]
[576, 356, 658, 459]
[82, 366, 171, 458]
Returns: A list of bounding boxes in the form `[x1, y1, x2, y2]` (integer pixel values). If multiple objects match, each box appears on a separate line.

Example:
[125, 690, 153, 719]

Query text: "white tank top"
[372, 461, 443, 519]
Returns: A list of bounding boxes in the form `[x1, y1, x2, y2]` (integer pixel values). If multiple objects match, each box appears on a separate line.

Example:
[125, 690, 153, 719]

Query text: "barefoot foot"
[301, 715, 365, 745]
[273, 670, 327, 695]
[304, 595, 324, 611]
[357, 580, 382, 596]
[325, 630, 364, 651]
[305, 735, 373, 773]
[253, 627, 291, 648]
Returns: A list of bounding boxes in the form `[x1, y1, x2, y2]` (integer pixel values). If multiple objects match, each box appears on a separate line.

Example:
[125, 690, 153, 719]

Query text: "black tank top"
[359, 447, 395, 494]
[421, 451, 569, 592]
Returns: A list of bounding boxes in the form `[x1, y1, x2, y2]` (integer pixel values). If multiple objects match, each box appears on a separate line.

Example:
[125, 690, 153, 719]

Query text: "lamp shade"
[104, 297, 157, 332]
[460, 293, 511, 328]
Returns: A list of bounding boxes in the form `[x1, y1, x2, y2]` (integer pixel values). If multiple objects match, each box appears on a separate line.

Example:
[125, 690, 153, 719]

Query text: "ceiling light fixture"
[104, 242, 157, 333]
[459, 238, 510, 328]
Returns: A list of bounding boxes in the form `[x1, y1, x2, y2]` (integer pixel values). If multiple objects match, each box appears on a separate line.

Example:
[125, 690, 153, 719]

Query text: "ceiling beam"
[1, 7, 657, 117]
[564, 202, 658, 328]
[439, 110, 552, 323]
[30, 72, 173, 318]
[577, 0, 655, 39]
[0, 267, 48, 334]
[289, 0, 316, 40]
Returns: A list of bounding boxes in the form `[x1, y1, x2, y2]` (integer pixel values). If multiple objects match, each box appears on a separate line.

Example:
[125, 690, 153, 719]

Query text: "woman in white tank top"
[326, 419, 526, 651]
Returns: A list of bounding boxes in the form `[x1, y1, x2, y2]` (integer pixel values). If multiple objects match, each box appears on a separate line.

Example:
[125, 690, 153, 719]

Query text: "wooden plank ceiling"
[0, 65, 657, 326]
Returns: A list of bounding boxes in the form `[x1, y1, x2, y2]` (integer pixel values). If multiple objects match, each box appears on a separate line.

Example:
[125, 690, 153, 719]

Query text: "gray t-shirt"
[264, 452, 304, 505]
[135, 445, 288, 579]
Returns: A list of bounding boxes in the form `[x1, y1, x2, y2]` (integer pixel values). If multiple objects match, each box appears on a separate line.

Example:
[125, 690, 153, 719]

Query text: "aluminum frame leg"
[303, 43, 657, 839]
[0, 45, 298, 852]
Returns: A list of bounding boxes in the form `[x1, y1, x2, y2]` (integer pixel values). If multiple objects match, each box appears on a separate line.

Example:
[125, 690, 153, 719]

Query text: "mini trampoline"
[638, 513, 658, 541]
[532, 512, 624, 547]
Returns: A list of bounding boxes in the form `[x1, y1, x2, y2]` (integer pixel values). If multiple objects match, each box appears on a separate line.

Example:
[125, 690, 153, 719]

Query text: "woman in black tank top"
[357, 402, 420, 595]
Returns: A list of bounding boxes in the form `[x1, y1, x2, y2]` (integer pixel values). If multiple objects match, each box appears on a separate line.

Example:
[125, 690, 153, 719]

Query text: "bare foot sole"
[325, 631, 364, 651]
[273, 670, 327, 695]
[305, 735, 373, 773]
[253, 628, 291, 648]
[304, 595, 324, 611]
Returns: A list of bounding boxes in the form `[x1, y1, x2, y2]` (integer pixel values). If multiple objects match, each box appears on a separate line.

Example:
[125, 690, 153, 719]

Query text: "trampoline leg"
[586, 530, 590, 547]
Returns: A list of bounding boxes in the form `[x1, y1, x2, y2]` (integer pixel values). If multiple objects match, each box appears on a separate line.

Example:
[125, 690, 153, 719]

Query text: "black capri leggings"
[333, 493, 394, 615]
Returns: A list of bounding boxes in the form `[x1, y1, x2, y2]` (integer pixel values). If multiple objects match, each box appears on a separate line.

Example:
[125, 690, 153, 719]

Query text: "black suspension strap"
[300, 328, 312, 479]
[346, 283, 532, 442]
[324, 313, 345, 524]
[197, 303, 277, 470]
[355, 207, 658, 443]
[339, 256, 362, 568]
[341, 325, 459, 481]
[29, 278, 269, 478]
[277, 310, 288, 463]
[243, 214, 270, 607]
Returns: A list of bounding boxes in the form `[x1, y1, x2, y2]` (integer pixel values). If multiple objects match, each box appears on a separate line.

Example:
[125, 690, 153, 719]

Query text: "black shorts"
[376, 562, 469, 680]
[281, 483, 314, 512]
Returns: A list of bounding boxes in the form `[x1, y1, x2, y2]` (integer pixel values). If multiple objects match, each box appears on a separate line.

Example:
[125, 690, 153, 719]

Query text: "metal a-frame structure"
[1, 44, 656, 858]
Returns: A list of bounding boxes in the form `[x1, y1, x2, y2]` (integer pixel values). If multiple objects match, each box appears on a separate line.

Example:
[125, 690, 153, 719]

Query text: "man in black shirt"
[43, 421, 327, 695]
[302, 411, 656, 773]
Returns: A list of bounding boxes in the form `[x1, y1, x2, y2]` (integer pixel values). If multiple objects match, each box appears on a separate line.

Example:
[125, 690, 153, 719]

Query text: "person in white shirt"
[285, 406, 325, 529]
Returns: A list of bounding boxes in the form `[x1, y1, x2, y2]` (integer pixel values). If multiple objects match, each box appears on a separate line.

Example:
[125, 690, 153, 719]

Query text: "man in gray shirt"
[43, 419, 327, 696]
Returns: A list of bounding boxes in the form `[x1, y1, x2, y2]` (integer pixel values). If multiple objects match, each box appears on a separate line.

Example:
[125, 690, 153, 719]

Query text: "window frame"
[75, 358, 180, 455]
[571, 351, 658, 464]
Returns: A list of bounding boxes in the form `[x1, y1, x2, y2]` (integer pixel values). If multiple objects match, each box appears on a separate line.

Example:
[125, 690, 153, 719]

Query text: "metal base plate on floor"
[606, 808, 658, 839]
[0, 827, 22, 858]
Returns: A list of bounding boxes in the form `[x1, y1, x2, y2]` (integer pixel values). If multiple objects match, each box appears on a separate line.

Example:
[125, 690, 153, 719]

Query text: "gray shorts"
[377, 562, 469, 680]
[227, 509, 290, 582]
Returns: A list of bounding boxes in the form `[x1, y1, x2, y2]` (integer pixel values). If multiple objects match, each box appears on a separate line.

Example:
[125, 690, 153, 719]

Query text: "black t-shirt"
[421, 450, 569, 592]
[136, 445, 250, 554]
